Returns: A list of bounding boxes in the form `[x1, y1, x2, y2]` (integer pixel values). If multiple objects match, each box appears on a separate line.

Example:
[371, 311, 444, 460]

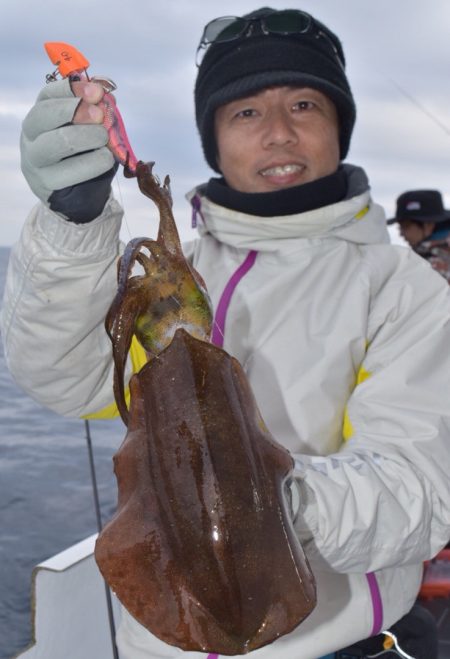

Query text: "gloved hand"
[20, 77, 117, 223]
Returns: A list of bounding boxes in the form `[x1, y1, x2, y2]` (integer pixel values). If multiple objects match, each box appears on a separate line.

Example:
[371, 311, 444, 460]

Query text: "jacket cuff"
[34, 194, 123, 255]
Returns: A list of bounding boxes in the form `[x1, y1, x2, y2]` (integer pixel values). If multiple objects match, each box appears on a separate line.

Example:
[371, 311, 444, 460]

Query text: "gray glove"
[20, 78, 116, 223]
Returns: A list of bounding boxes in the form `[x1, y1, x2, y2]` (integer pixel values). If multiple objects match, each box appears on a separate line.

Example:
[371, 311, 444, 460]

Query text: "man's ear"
[423, 222, 436, 238]
[215, 150, 222, 173]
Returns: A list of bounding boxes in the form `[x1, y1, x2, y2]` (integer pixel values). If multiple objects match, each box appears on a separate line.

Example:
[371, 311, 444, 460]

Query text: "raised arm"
[1, 78, 129, 417]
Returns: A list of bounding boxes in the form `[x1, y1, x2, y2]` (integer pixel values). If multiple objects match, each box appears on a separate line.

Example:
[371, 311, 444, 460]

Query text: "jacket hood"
[187, 164, 390, 252]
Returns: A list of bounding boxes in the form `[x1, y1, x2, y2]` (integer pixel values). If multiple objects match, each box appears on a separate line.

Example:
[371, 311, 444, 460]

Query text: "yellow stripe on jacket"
[342, 363, 372, 441]
[83, 336, 148, 420]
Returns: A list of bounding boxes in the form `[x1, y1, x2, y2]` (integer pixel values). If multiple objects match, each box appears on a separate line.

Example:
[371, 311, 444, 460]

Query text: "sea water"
[0, 246, 123, 658]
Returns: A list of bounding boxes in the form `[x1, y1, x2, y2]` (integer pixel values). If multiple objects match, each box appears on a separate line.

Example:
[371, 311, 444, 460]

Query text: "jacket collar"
[187, 165, 390, 251]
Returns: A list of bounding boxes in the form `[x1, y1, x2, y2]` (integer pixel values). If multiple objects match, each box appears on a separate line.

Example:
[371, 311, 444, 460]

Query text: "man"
[388, 189, 450, 283]
[2, 8, 449, 659]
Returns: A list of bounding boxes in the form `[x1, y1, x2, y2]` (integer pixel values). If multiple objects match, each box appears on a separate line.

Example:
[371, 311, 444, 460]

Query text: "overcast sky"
[1, 0, 450, 247]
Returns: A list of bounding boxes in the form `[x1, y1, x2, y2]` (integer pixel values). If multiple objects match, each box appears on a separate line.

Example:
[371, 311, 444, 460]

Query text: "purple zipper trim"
[211, 250, 258, 347]
[191, 194, 205, 228]
[366, 572, 383, 635]
[207, 655, 219, 659]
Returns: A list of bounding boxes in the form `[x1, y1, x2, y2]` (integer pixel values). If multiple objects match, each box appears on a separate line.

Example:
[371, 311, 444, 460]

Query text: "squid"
[95, 162, 316, 654]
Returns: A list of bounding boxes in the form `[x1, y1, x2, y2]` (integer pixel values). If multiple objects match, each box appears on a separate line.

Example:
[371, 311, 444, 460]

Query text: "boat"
[15, 534, 121, 659]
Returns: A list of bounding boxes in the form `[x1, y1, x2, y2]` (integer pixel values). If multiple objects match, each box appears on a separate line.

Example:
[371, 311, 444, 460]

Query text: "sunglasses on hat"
[196, 10, 345, 69]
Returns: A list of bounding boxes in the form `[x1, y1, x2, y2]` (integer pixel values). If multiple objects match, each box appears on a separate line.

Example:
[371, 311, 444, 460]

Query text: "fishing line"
[388, 77, 450, 139]
[84, 419, 120, 659]
[113, 172, 133, 240]
[168, 293, 226, 345]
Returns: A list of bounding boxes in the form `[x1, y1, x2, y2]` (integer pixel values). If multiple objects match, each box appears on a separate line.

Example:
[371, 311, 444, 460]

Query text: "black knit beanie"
[195, 7, 356, 173]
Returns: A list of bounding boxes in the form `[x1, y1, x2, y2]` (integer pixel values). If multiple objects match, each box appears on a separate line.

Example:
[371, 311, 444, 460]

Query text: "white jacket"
[2, 165, 450, 659]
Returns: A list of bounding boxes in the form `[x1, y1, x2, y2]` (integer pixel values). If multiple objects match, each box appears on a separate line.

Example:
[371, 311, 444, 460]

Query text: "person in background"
[388, 189, 450, 283]
[2, 7, 450, 659]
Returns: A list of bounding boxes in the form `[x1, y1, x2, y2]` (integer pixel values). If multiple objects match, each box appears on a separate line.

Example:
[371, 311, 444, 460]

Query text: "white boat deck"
[15, 534, 122, 659]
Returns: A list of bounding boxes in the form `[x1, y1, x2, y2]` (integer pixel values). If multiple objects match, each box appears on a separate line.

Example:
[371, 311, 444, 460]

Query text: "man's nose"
[261, 109, 298, 148]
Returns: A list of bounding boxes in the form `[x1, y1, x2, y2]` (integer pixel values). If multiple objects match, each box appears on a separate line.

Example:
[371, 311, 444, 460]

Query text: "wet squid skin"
[96, 162, 316, 653]
[95, 330, 316, 654]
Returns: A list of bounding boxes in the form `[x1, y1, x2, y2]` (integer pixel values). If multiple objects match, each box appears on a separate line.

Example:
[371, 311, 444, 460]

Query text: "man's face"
[214, 86, 340, 194]
[398, 219, 435, 247]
